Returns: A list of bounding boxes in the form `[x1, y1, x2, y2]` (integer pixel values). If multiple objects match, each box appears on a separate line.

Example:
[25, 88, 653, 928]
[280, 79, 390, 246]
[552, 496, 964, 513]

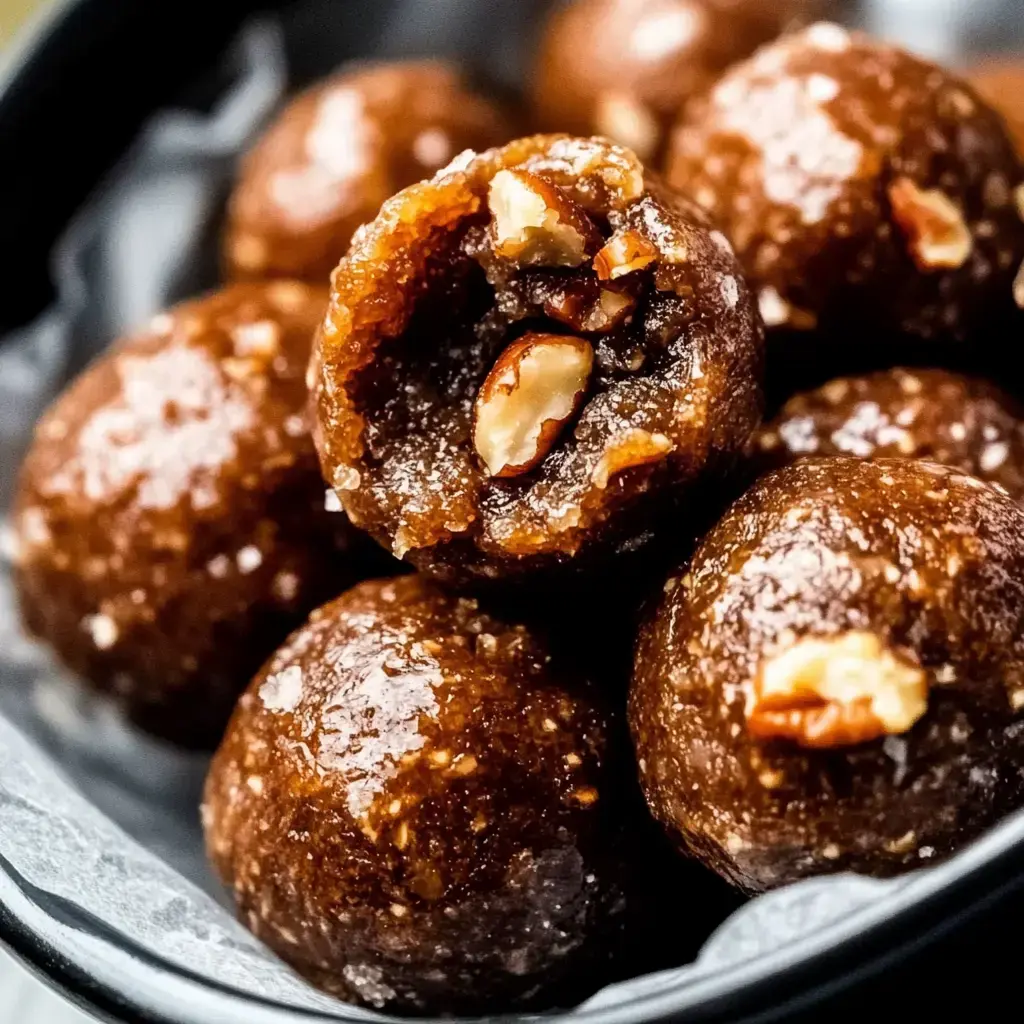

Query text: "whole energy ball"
[204, 576, 630, 1013]
[13, 283, 373, 748]
[224, 61, 513, 283]
[630, 458, 1024, 892]
[310, 133, 764, 586]
[530, 0, 818, 163]
[666, 24, 1024, 354]
[754, 367, 1024, 501]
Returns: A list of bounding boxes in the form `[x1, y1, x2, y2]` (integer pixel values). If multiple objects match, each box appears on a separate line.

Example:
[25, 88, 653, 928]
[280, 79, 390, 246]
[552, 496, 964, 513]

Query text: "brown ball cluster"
[224, 61, 513, 284]
[18, 15, 1024, 1019]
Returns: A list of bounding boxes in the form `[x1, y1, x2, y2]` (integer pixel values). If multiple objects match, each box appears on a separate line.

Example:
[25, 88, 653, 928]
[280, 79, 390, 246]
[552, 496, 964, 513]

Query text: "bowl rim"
[3, 801, 1024, 1024]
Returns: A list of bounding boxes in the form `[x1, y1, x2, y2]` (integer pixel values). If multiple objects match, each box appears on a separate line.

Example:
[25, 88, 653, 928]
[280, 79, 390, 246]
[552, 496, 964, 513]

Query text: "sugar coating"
[667, 25, 1024, 347]
[203, 576, 628, 1013]
[530, 0, 822, 162]
[13, 283, 370, 748]
[630, 458, 1024, 892]
[755, 368, 1024, 502]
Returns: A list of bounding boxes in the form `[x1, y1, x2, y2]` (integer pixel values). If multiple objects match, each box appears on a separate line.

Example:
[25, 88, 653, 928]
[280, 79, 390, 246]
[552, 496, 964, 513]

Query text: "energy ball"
[530, 0, 817, 163]
[13, 283, 373, 749]
[666, 24, 1024, 354]
[311, 134, 764, 586]
[630, 458, 1024, 892]
[754, 367, 1024, 501]
[224, 61, 513, 284]
[204, 576, 629, 1014]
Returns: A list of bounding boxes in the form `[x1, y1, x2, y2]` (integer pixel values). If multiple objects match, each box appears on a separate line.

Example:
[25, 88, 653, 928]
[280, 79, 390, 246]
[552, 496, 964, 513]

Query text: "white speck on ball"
[84, 613, 119, 650]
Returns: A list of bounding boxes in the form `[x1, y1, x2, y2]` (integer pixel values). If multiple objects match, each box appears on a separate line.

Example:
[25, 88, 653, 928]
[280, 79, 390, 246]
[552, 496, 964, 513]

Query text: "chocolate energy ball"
[754, 367, 1024, 501]
[530, 0, 818, 164]
[224, 61, 513, 283]
[203, 576, 630, 1014]
[630, 458, 1024, 892]
[666, 24, 1024, 356]
[311, 133, 764, 586]
[972, 61, 1024, 159]
[12, 283, 375, 749]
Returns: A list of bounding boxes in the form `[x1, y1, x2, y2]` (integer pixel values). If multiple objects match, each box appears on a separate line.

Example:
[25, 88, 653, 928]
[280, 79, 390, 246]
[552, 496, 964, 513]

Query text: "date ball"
[203, 576, 628, 1014]
[13, 283, 371, 748]
[630, 458, 1024, 892]
[666, 24, 1024, 352]
[531, 0, 817, 163]
[754, 367, 1024, 501]
[311, 133, 764, 586]
[224, 61, 513, 283]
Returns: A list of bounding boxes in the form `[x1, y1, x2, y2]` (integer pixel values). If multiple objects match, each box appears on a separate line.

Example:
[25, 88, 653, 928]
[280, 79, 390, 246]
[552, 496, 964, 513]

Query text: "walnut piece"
[473, 333, 594, 478]
[488, 169, 600, 268]
[593, 229, 658, 280]
[747, 631, 929, 748]
[1014, 261, 1024, 310]
[591, 429, 673, 488]
[888, 178, 973, 271]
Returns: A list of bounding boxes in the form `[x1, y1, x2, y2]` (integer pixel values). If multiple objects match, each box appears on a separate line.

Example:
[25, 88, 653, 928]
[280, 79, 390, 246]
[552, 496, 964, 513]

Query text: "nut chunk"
[631, 458, 1024, 892]
[667, 25, 1024, 358]
[204, 576, 631, 1014]
[474, 334, 594, 477]
[311, 134, 764, 585]
[748, 632, 928, 748]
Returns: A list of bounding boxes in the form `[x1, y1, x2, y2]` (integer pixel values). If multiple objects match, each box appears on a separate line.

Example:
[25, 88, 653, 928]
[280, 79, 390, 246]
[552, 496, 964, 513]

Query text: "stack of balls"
[12, 0, 1024, 1014]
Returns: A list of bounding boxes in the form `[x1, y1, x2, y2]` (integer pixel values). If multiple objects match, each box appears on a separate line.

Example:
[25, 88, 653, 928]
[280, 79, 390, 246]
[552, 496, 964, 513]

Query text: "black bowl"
[3, 2, 1024, 1022]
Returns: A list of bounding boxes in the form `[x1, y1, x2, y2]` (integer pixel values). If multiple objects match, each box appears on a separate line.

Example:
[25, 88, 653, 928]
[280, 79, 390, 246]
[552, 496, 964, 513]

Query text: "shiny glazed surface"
[225, 61, 513, 283]
[12, 282, 373, 748]
[203, 576, 628, 1014]
[754, 367, 1024, 500]
[630, 458, 1024, 892]
[667, 24, 1024, 352]
[530, 0, 815, 163]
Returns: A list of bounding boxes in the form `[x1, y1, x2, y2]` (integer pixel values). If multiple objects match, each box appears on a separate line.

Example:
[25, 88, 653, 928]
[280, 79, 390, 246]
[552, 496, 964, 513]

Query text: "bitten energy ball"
[531, 0, 816, 163]
[312, 134, 764, 585]
[631, 458, 1024, 892]
[666, 24, 1024, 350]
[13, 283, 370, 748]
[224, 61, 512, 283]
[204, 576, 628, 1013]
[754, 367, 1024, 501]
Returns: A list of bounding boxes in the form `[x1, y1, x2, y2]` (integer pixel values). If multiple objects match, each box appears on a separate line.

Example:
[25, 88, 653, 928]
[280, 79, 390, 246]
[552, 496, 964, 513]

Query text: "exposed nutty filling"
[747, 632, 929, 748]
[316, 136, 761, 577]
